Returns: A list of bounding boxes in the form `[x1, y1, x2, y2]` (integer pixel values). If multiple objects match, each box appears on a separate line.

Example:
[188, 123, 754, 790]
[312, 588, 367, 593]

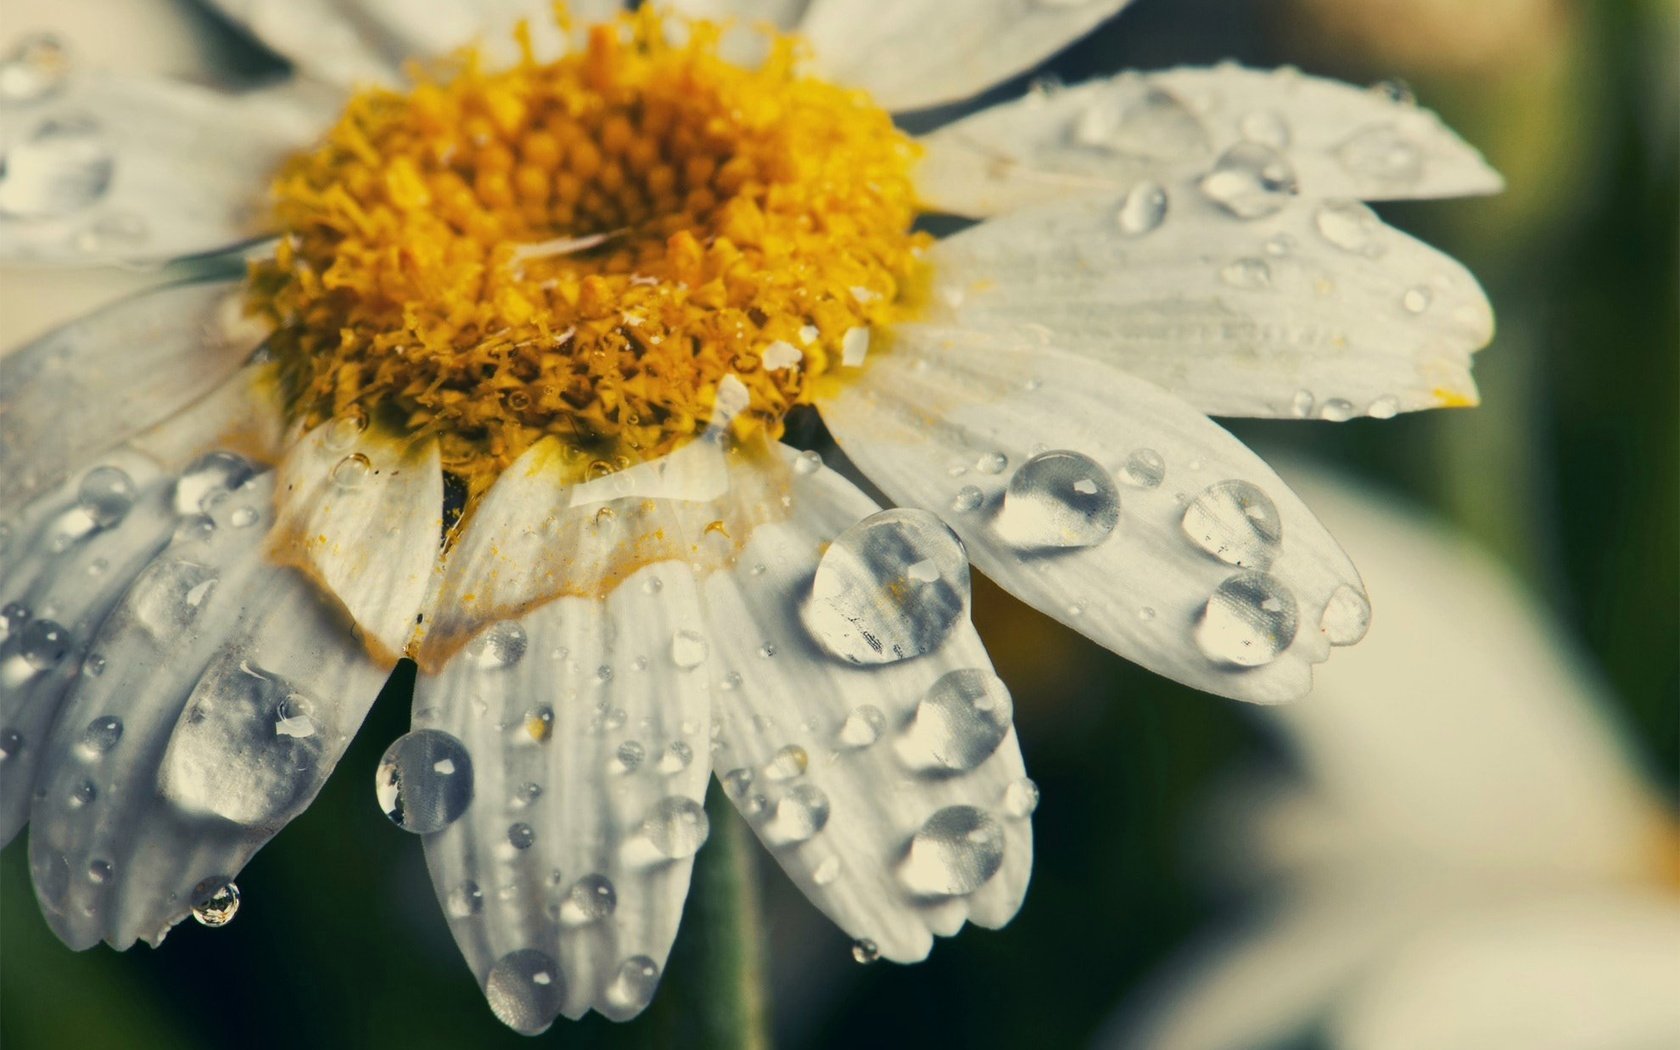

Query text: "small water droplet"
[812, 855, 842, 886]
[656, 740, 693, 774]
[975, 451, 1008, 475]
[1181, 480, 1284, 569]
[768, 782, 831, 844]
[837, 704, 886, 748]
[852, 938, 881, 964]
[1369, 78, 1416, 106]
[1314, 199, 1386, 256]
[1319, 398, 1357, 422]
[906, 669, 1014, 772]
[468, 621, 528, 669]
[1195, 571, 1300, 667]
[1319, 584, 1372, 645]
[614, 740, 646, 774]
[447, 880, 483, 918]
[1002, 778, 1040, 818]
[80, 716, 122, 755]
[1220, 257, 1272, 289]
[1115, 179, 1168, 236]
[87, 858, 113, 884]
[792, 449, 822, 476]
[641, 796, 709, 859]
[1238, 108, 1291, 149]
[19, 619, 70, 669]
[901, 806, 1006, 896]
[0, 602, 29, 637]
[77, 466, 135, 528]
[507, 822, 535, 850]
[69, 778, 96, 807]
[996, 450, 1121, 550]
[485, 950, 565, 1035]
[605, 956, 660, 1017]
[804, 509, 970, 665]
[175, 451, 255, 514]
[375, 729, 474, 833]
[1074, 85, 1208, 160]
[1402, 286, 1434, 314]
[1121, 448, 1166, 489]
[764, 744, 808, 780]
[1137, 606, 1157, 621]
[1336, 123, 1423, 185]
[191, 879, 240, 927]
[330, 453, 372, 490]
[1367, 395, 1400, 420]
[0, 112, 113, 218]
[1199, 143, 1298, 219]
[560, 874, 617, 924]
[523, 705, 554, 743]
[950, 485, 984, 513]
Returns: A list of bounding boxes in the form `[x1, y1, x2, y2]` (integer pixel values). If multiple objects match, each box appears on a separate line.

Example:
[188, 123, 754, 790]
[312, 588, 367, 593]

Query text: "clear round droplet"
[769, 782, 831, 844]
[80, 716, 122, 755]
[228, 506, 260, 529]
[804, 509, 970, 665]
[1181, 480, 1284, 569]
[468, 621, 527, 669]
[77, 466, 135, 528]
[764, 744, 808, 781]
[507, 822, 535, 850]
[908, 669, 1014, 772]
[852, 938, 881, 965]
[330, 453, 372, 490]
[1314, 199, 1386, 256]
[0, 602, 30, 637]
[605, 956, 660, 1017]
[0, 112, 113, 218]
[812, 855, 842, 886]
[614, 740, 646, 774]
[191, 879, 240, 927]
[657, 740, 693, 775]
[997, 449, 1122, 551]
[1319, 398, 1357, 422]
[670, 629, 709, 670]
[1290, 390, 1316, 418]
[375, 729, 474, 833]
[950, 485, 984, 513]
[447, 880, 484, 918]
[485, 949, 565, 1036]
[792, 449, 822, 476]
[1115, 179, 1168, 236]
[837, 704, 886, 749]
[69, 778, 96, 806]
[561, 873, 617, 924]
[1002, 777, 1041, 819]
[1195, 571, 1300, 667]
[1367, 395, 1401, 420]
[87, 858, 113, 884]
[1198, 142, 1298, 219]
[1121, 448, 1166, 489]
[1320, 583, 1372, 645]
[19, 619, 71, 669]
[901, 806, 1006, 897]
[975, 451, 1008, 475]
[1074, 85, 1208, 160]
[641, 796, 709, 859]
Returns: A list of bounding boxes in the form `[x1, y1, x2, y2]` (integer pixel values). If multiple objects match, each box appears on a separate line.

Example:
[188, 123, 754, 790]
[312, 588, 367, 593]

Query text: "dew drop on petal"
[1320, 583, 1373, 645]
[812, 855, 842, 886]
[175, 451, 256, 515]
[837, 704, 886, 748]
[670, 629, 709, 670]
[906, 669, 1013, 772]
[375, 729, 474, 833]
[560, 873, 617, 924]
[1290, 390, 1315, 418]
[613, 740, 646, 774]
[87, 858, 112, 884]
[1314, 199, 1386, 256]
[68, 778, 96, 807]
[330, 453, 372, 490]
[804, 509, 970, 665]
[764, 744, 808, 781]
[792, 449, 822, 476]
[77, 466, 135, 528]
[0, 602, 29, 637]
[901, 806, 1006, 896]
[1002, 777, 1041, 819]
[851, 938, 880, 965]
[1115, 179, 1168, 236]
[1238, 108, 1291, 149]
[1319, 398, 1357, 422]
[1367, 395, 1401, 420]
[507, 822, 535, 850]
[0, 728, 21, 760]
[1195, 571, 1300, 667]
[1075, 85, 1207, 160]
[1335, 124, 1423, 186]
[191, 879, 240, 927]
[468, 621, 528, 669]
[1402, 285, 1434, 313]
[641, 796, 709, 859]
[1219, 257, 1272, 289]
[656, 740, 693, 775]
[447, 880, 484, 918]
[975, 451, 1008, 475]
[1199, 142, 1297, 219]
[768, 782, 831, 845]
[0, 113, 113, 219]
[79, 716, 122, 756]
[0, 34, 71, 105]
[950, 485, 984, 513]
[485, 949, 566, 1036]
[995, 450, 1121, 550]
[605, 956, 660, 1017]
[19, 619, 71, 669]
[1121, 448, 1166, 489]
[1181, 480, 1284, 569]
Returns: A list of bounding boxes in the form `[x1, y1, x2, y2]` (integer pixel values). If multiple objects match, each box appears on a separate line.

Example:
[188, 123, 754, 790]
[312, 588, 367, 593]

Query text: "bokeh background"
[1, 1, 1674, 1047]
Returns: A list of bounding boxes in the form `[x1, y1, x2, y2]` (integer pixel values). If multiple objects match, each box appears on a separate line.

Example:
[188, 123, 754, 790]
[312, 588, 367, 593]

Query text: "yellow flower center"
[247, 9, 926, 503]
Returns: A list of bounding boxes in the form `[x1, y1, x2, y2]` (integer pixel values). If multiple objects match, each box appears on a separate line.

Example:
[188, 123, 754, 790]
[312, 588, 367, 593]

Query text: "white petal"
[917, 65, 1503, 218]
[413, 559, 713, 1029]
[821, 332, 1364, 702]
[920, 190, 1493, 419]
[800, 0, 1134, 113]
[666, 0, 811, 28]
[703, 444, 1032, 960]
[0, 76, 318, 265]
[23, 471, 386, 949]
[271, 421, 443, 662]
[1328, 891, 1680, 1050]
[1, 279, 265, 508]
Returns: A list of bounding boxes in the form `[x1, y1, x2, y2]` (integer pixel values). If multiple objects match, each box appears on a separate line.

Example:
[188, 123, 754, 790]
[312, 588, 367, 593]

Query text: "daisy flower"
[0, 0, 1498, 1035]
[1104, 465, 1680, 1050]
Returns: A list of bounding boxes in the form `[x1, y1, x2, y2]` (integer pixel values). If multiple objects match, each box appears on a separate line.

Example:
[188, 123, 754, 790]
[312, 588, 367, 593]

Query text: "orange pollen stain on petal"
[246, 7, 928, 505]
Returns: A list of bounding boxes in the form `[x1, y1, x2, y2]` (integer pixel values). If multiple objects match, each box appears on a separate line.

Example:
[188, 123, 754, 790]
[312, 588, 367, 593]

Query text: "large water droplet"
[191, 879, 240, 927]
[1075, 85, 1208, 160]
[995, 450, 1120, 550]
[0, 113, 113, 218]
[0, 35, 70, 105]
[804, 509, 970, 665]
[1199, 143, 1298, 220]
[1195, 571, 1299, 667]
[485, 949, 565, 1036]
[77, 466, 135, 528]
[1335, 124, 1422, 185]
[18, 619, 70, 669]
[467, 621, 527, 669]
[605, 956, 660, 1018]
[375, 729, 474, 833]
[1115, 180, 1168, 236]
[641, 796, 709, 859]
[905, 669, 1014, 772]
[1181, 480, 1284, 569]
[1314, 199, 1386, 256]
[901, 806, 1006, 896]
[1319, 584, 1372, 645]
[768, 783, 831, 844]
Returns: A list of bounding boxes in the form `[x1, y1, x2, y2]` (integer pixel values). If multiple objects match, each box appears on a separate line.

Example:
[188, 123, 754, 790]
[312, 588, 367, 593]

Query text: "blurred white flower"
[1105, 465, 1680, 1050]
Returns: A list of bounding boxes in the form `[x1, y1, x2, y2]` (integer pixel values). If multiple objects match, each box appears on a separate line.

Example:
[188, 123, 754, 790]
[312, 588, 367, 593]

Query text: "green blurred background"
[2, 0, 1674, 1047]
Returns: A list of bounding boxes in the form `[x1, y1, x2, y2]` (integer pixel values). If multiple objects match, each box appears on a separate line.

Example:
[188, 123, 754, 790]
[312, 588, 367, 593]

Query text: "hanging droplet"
[1002, 778, 1041, 819]
[905, 669, 1014, 772]
[1367, 395, 1401, 420]
[19, 619, 71, 669]
[79, 716, 122, 756]
[1319, 583, 1372, 645]
[1181, 480, 1284, 569]
[0, 113, 113, 218]
[1115, 179, 1168, 236]
[670, 629, 709, 670]
[375, 729, 474, 833]
[1195, 571, 1299, 667]
[804, 509, 971, 665]
[0, 34, 71, 105]
[851, 938, 881, 965]
[77, 465, 136, 528]
[1121, 448, 1166, 489]
[1314, 199, 1386, 256]
[485, 949, 566, 1036]
[1198, 143, 1298, 219]
[641, 796, 709, 859]
[995, 450, 1121, 550]
[837, 704, 886, 748]
[901, 806, 1006, 896]
[191, 879, 240, 927]
[605, 956, 661, 1018]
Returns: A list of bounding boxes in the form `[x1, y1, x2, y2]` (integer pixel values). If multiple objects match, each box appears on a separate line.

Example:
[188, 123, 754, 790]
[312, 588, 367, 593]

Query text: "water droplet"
[0, 602, 29, 637]
[852, 938, 880, 964]
[1121, 448, 1166, 489]
[1074, 86, 1208, 160]
[1319, 398, 1356, 422]
[1402, 285, 1433, 313]
[1115, 179, 1168, 236]
[605, 956, 660, 1017]
[80, 716, 122, 755]
[1220, 257, 1272, 289]
[768, 782, 831, 844]
[330, 453, 372, 490]
[1314, 199, 1386, 256]
[837, 704, 886, 748]
[511, 781, 543, 807]
[87, 858, 112, 884]
[648, 742, 688, 772]
[228, 506, 260, 529]
[1290, 390, 1315, 418]
[901, 806, 1006, 896]
[804, 509, 970, 665]
[765, 744, 808, 780]
[613, 740, 646, 774]
[0, 113, 113, 218]
[485, 949, 565, 1035]
[641, 796, 709, 859]
[447, 880, 483, 918]
[812, 855, 842, 886]
[507, 822, 535, 850]
[560, 873, 617, 924]
[192, 879, 240, 927]
[1319, 583, 1372, 645]
[1199, 143, 1298, 219]
[641, 576, 664, 595]
[975, 451, 1008, 475]
[1195, 571, 1300, 667]
[19, 619, 70, 669]
[906, 669, 1014, 772]
[0, 728, 21, 760]
[670, 629, 709, 670]
[77, 466, 135, 528]
[174, 451, 255, 515]
[523, 705, 554, 743]
[1335, 124, 1423, 185]
[995, 449, 1121, 551]
[792, 449, 822, 476]
[1367, 395, 1401, 420]
[1137, 606, 1157, 621]
[950, 485, 984, 513]
[1181, 481, 1284, 569]
[722, 767, 755, 799]
[0, 34, 70, 105]
[69, 778, 96, 807]
[467, 621, 528, 669]
[1002, 778, 1041, 818]
[375, 729, 474, 833]
[1238, 109, 1291, 149]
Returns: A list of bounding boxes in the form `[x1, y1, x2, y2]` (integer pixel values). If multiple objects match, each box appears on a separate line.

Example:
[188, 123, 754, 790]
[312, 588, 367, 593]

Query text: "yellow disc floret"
[248, 8, 926, 502]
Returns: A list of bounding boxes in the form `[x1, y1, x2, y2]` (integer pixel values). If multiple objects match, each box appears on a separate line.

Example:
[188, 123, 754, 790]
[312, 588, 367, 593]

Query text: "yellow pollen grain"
[248, 8, 927, 503]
